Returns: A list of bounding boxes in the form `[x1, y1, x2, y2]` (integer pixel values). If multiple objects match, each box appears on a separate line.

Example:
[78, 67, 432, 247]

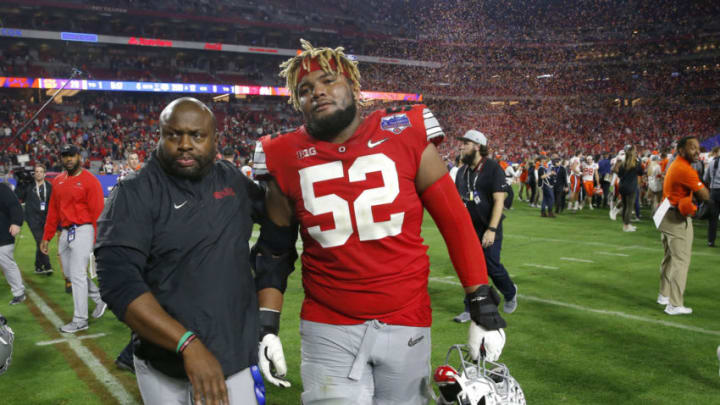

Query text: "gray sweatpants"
[58, 225, 101, 323]
[300, 320, 432, 405]
[0, 243, 24, 298]
[133, 356, 259, 405]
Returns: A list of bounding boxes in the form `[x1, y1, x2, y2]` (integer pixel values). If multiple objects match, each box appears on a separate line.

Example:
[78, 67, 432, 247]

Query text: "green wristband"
[176, 331, 194, 353]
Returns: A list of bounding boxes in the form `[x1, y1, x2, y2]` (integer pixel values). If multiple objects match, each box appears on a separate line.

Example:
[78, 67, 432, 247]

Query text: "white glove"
[258, 334, 291, 387]
[468, 321, 506, 362]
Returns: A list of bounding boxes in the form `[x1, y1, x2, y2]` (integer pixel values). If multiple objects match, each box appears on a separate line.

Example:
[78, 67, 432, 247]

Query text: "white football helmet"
[434, 344, 525, 405]
[0, 314, 14, 376]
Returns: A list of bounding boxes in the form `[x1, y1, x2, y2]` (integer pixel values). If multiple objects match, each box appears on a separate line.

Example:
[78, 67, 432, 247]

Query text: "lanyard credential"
[36, 183, 46, 202]
[465, 159, 485, 202]
[36, 182, 47, 211]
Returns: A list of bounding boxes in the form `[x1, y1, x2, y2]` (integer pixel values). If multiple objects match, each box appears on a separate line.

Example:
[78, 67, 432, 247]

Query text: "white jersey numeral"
[298, 153, 404, 248]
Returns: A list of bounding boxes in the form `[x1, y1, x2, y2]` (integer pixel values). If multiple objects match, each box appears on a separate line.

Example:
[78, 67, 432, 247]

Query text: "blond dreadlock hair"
[279, 39, 363, 111]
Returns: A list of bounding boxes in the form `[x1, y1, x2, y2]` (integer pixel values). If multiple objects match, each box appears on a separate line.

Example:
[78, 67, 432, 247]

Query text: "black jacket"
[0, 183, 23, 247]
[95, 153, 266, 379]
[15, 180, 52, 230]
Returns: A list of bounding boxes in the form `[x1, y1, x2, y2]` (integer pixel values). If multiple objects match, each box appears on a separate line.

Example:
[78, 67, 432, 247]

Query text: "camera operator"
[15, 164, 53, 275]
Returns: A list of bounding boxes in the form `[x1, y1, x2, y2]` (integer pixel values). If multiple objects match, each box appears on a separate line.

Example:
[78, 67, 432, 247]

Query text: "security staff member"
[41, 144, 107, 333]
[15, 164, 53, 275]
[453, 130, 518, 322]
[95, 98, 296, 405]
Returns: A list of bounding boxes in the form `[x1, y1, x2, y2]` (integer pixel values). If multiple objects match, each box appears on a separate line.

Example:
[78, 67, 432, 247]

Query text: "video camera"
[11, 166, 34, 187]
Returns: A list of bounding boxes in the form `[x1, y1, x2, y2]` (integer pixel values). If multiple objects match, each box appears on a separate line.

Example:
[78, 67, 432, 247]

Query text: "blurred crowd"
[1, 91, 717, 177]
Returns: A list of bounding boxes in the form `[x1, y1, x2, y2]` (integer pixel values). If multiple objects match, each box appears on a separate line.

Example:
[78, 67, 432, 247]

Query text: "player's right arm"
[252, 137, 299, 387]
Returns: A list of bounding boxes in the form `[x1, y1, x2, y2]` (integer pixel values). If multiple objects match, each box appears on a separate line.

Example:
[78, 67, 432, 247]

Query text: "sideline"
[428, 277, 720, 337]
[25, 287, 139, 405]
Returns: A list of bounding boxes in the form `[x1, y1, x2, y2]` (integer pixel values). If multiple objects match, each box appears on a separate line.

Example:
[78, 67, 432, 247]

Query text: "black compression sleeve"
[95, 246, 150, 322]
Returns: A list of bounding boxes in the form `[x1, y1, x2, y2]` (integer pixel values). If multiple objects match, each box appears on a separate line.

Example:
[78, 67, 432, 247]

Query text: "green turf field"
[1, 195, 719, 404]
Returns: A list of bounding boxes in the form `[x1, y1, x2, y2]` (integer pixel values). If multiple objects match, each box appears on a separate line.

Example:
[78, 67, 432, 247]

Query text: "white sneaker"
[623, 224, 636, 232]
[59, 321, 89, 333]
[453, 311, 471, 323]
[609, 208, 617, 221]
[503, 285, 518, 314]
[664, 304, 692, 315]
[657, 294, 669, 305]
[631, 217, 640, 222]
[92, 301, 107, 319]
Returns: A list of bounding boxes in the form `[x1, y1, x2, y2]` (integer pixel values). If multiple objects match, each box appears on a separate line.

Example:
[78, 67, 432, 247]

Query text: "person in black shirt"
[613, 145, 644, 232]
[553, 156, 569, 214]
[15, 164, 53, 275]
[0, 182, 25, 305]
[453, 130, 518, 323]
[538, 156, 556, 218]
[95, 98, 295, 405]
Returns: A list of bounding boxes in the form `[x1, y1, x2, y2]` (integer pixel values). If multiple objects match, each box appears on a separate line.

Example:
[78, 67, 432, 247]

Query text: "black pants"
[554, 187, 566, 213]
[601, 179, 611, 207]
[708, 189, 720, 244]
[504, 186, 514, 209]
[30, 226, 52, 270]
[478, 225, 516, 300]
[529, 182, 537, 205]
[620, 189, 636, 225]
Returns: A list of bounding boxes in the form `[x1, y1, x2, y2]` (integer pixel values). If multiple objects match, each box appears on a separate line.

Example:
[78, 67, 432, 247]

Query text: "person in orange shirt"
[518, 163, 529, 201]
[656, 136, 709, 315]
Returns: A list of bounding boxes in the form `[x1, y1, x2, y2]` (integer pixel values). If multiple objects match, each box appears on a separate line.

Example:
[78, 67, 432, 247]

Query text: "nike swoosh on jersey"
[173, 201, 188, 209]
[368, 138, 389, 148]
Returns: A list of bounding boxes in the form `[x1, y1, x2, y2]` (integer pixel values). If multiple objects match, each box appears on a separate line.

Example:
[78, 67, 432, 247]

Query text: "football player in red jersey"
[253, 40, 507, 404]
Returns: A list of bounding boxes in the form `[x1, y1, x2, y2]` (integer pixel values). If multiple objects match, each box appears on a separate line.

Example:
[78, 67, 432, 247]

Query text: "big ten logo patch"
[297, 147, 317, 160]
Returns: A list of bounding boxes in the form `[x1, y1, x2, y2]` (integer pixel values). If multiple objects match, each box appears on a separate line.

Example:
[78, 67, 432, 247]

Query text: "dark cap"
[60, 144, 79, 156]
[222, 146, 234, 157]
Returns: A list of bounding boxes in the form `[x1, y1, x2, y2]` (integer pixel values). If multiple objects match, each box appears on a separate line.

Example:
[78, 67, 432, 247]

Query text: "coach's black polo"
[95, 152, 263, 379]
[455, 158, 506, 233]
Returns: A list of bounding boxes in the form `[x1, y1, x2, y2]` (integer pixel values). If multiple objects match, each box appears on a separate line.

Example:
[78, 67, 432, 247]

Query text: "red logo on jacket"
[213, 187, 236, 199]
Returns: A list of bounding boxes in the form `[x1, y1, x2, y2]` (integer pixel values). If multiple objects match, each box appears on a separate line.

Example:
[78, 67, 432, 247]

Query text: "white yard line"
[521, 263, 560, 270]
[502, 234, 715, 257]
[428, 277, 720, 337]
[596, 251, 630, 257]
[36, 333, 107, 346]
[25, 288, 139, 405]
[560, 257, 594, 263]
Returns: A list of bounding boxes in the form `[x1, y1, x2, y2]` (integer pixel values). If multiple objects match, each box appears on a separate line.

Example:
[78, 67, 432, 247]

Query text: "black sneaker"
[9, 294, 26, 305]
[35, 268, 48, 275]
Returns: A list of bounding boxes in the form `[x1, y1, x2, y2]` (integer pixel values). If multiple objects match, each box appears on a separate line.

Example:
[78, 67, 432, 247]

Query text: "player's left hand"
[468, 322, 505, 362]
[258, 334, 291, 388]
[9, 225, 20, 237]
[481, 230, 496, 247]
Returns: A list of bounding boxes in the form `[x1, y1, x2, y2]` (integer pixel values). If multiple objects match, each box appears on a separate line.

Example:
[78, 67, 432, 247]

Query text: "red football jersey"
[255, 105, 444, 326]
